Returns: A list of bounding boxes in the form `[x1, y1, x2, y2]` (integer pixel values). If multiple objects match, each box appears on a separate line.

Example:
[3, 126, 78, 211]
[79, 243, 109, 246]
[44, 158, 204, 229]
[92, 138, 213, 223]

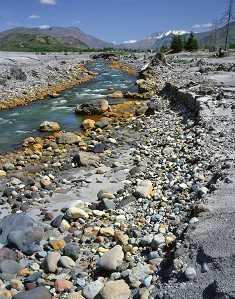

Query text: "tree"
[185, 32, 199, 51]
[170, 34, 183, 53]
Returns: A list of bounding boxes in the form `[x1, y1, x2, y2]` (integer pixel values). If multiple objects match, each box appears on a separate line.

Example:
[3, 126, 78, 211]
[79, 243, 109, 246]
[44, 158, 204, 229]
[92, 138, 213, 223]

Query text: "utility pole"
[224, 0, 234, 51]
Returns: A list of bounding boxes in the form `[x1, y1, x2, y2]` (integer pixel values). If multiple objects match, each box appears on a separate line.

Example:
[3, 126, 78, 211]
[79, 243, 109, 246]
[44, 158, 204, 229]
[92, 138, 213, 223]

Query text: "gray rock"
[57, 132, 81, 144]
[83, 280, 104, 299]
[46, 252, 61, 273]
[184, 266, 197, 281]
[151, 234, 165, 249]
[13, 287, 52, 299]
[63, 243, 79, 260]
[75, 99, 110, 115]
[97, 245, 124, 271]
[0, 213, 43, 255]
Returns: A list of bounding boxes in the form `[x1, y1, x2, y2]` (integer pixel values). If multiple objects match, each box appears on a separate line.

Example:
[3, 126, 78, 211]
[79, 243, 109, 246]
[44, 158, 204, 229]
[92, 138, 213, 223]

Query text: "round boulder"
[39, 121, 61, 132]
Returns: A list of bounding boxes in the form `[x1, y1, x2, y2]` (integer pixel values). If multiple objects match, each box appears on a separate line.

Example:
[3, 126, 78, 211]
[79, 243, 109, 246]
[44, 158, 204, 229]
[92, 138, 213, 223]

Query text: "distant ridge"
[117, 22, 235, 49]
[0, 26, 112, 51]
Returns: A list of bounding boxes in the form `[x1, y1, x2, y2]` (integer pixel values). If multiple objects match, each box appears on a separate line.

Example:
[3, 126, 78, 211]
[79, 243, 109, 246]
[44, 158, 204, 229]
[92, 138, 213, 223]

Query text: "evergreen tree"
[170, 34, 183, 53]
[185, 32, 199, 51]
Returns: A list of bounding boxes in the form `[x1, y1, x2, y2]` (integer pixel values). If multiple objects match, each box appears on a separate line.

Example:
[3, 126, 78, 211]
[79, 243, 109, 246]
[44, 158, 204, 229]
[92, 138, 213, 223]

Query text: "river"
[0, 60, 137, 152]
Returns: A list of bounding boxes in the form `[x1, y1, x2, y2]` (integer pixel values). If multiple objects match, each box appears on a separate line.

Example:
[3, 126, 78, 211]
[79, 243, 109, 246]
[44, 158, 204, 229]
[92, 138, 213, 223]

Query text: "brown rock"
[55, 279, 73, 292]
[82, 119, 96, 130]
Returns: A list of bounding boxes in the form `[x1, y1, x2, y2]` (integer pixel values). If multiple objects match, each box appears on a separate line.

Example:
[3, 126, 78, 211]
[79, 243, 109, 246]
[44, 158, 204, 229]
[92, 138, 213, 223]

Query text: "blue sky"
[0, 0, 227, 43]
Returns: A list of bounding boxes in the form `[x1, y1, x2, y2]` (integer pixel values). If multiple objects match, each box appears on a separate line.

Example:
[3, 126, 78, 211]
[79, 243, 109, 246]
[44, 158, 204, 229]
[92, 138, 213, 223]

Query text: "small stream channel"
[0, 60, 137, 153]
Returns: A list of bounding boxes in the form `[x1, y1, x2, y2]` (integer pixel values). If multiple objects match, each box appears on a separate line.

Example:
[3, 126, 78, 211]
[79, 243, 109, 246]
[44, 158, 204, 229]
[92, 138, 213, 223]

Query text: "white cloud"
[39, 24, 50, 29]
[123, 39, 137, 44]
[202, 23, 213, 28]
[192, 23, 212, 29]
[29, 14, 40, 19]
[40, 0, 56, 5]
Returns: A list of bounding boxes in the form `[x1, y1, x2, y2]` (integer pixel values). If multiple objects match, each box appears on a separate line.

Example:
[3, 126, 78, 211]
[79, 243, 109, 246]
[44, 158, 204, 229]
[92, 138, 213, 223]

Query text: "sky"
[0, 0, 228, 43]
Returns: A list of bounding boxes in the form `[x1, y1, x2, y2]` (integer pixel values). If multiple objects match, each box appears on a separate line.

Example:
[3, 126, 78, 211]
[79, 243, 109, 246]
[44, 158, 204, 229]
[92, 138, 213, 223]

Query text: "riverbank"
[0, 52, 96, 110]
[0, 51, 234, 299]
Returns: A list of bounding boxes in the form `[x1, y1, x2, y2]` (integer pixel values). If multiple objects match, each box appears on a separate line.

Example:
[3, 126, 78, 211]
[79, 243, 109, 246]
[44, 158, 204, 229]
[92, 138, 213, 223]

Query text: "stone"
[67, 207, 89, 220]
[50, 215, 63, 228]
[0, 170, 6, 177]
[46, 252, 61, 273]
[100, 280, 131, 299]
[39, 121, 61, 132]
[83, 280, 104, 299]
[109, 91, 123, 98]
[97, 245, 124, 271]
[151, 234, 165, 249]
[114, 230, 129, 245]
[128, 263, 152, 287]
[3, 163, 15, 171]
[13, 287, 52, 299]
[49, 240, 65, 250]
[75, 99, 110, 115]
[0, 259, 20, 275]
[100, 227, 115, 237]
[63, 243, 79, 260]
[57, 132, 81, 144]
[134, 180, 153, 198]
[68, 293, 85, 299]
[99, 198, 115, 210]
[0, 214, 43, 255]
[59, 256, 76, 269]
[184, 266, 197, 281]
[10, 279, 24, 291]
[95, 118, 110, 129]
[82, 119, 96, 130]
[55, 279, 73, 292]
[0, 290, 12, 298]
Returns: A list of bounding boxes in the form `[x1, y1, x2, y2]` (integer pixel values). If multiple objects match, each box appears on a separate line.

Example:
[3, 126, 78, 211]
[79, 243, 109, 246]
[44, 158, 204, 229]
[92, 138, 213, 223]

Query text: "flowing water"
[0, 60, 137, 153]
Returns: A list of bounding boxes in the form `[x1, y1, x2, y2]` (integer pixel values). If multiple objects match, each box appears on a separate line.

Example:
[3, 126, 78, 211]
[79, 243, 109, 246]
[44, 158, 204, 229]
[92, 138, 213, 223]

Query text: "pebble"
[67, 207, 89, 220]
[46, 252, 61, 273]
[184, 266, 197, 281]
[59, 256, 76, 269]
[97, 245, 124, 271]
[83, 280, 104, 299]
[55, 279, 73, 292]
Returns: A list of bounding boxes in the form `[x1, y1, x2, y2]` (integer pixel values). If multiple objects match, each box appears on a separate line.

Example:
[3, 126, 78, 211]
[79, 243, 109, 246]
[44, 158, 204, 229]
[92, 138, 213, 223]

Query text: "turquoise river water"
[0, 60, 137, 153]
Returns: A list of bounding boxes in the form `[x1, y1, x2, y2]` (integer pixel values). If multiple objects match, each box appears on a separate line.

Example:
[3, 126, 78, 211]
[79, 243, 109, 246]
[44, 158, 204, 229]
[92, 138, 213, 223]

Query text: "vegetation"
[170, 35, 183, 53]
[0, 33, 87, 52]
[184, 32, 199, 51]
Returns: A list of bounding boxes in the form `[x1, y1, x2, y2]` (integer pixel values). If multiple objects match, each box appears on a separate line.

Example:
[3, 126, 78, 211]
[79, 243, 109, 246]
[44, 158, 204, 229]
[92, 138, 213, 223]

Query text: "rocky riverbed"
[0, 51, 234, 299]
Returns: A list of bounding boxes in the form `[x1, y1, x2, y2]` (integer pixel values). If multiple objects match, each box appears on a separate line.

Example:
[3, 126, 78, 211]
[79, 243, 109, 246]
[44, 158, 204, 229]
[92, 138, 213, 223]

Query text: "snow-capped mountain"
[118, 30, 189, 49]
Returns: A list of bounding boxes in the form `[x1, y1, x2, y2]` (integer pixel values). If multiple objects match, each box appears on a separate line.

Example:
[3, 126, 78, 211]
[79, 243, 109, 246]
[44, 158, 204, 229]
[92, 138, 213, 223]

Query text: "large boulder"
[0, 213, 44, 255]
[39, 121, 61, 132]
[75, 99, 110, 115]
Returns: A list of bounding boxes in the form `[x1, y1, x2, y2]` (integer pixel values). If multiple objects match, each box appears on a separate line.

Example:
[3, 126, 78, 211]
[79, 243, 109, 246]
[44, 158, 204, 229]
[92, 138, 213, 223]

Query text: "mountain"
[0, 26, 112, 51]
[118, 22, 235, 50]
